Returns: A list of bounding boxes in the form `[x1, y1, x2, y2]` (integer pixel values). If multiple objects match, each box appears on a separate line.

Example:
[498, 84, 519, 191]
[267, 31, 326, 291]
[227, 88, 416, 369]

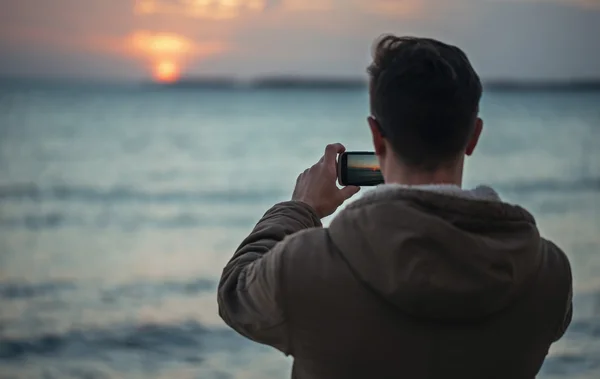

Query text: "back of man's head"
[368, 35, 483, 171]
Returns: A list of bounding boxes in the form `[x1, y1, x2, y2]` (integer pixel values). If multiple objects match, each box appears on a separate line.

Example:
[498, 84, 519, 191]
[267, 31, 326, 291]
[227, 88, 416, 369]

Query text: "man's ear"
[465, 118, 483, 156]
[368, 116, 386, 156]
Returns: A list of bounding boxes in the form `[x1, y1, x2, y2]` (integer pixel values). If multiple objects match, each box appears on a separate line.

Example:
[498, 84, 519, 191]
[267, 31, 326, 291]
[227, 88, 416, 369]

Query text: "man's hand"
[292, 143, 361, 219]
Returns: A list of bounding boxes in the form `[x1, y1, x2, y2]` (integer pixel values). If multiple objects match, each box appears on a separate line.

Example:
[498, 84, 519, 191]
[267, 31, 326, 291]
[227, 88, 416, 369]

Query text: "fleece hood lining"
[343, 184, 533, 223]
[363, 184, 501, 203]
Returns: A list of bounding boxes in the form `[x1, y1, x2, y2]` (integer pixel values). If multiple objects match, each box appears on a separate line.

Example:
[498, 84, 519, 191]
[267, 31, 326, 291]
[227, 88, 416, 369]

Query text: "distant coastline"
[483, 80, 600, 92]
[151, 76, 600, 92]
[148, 77, 367, 90]
[2, 76, 600, 92]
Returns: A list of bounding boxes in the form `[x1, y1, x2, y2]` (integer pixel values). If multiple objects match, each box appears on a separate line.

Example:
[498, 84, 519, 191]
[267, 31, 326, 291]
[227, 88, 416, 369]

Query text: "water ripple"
[0, 178, 597, 205]
[0, 281, 76, 300]
[0, 321, 230, 361]
[100, 279, 215, 303]
[494, 177, 600, 194]
[0, 184, 286, 204]
[0, 212, 258, 231]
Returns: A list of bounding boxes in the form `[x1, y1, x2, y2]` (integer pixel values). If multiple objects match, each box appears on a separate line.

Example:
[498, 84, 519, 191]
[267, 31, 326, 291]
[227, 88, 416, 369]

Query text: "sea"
[0, 81, 599, 379]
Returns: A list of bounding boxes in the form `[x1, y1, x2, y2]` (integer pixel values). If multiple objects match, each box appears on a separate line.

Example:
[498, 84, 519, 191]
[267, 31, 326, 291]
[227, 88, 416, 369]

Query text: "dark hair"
[367, 35, 482, 170]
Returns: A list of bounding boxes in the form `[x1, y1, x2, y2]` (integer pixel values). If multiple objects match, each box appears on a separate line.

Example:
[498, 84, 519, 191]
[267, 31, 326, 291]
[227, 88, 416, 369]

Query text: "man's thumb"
[339, 186, 361, 201]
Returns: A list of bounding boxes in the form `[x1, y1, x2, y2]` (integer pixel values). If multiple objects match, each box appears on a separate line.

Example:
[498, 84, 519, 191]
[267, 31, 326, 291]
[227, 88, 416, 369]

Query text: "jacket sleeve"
[217, 201, 322, 354]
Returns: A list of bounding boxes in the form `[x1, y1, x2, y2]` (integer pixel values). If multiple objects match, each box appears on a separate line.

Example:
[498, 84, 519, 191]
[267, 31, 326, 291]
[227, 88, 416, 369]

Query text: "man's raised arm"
[217, 201, 321, 354]
[217, 143, 359, 354]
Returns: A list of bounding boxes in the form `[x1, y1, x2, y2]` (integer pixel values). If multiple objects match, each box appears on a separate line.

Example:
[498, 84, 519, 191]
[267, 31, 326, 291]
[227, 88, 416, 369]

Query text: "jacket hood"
[327, 185, 542, 321]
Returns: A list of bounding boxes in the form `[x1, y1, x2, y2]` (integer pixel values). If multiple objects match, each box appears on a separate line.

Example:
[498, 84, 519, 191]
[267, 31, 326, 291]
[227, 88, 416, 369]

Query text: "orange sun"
[153, 61, 180, 83]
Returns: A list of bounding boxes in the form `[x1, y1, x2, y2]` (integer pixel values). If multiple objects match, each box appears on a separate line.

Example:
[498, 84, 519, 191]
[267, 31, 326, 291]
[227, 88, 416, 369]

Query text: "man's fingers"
[296, 168, 309, 182]
[339, 186, 361, 201]
[323, 143, 345, 165]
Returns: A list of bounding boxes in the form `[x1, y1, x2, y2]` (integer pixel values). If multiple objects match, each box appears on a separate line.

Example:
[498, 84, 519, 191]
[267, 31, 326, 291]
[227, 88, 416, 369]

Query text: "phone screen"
[342, 152, 384, 186]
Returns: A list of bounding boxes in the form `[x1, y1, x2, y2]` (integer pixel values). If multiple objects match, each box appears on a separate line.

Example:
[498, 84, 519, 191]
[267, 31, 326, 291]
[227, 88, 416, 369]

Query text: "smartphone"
[337, 152, 384, 187]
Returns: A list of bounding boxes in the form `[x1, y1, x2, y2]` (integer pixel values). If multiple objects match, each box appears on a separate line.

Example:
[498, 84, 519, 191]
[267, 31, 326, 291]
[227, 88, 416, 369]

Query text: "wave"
[0, 212, 67, 230]
[0, 321, 238, 361]
[0, 212, 259, 231]
[494, 177, 600, 194]
[540, 291, 600, 376]
[1, 294, 598, 378]
[0, 184, 287, 204]
[0, 178, 597, 231]
[0, 178, 597, 205]
[1, 320, 598, 375]
[542, 353, 600, 376]
[567, 319, 600, 339]
[0, 278, 215, 302]
[100, 279, 215, 303]
[0, 281, 75, 300]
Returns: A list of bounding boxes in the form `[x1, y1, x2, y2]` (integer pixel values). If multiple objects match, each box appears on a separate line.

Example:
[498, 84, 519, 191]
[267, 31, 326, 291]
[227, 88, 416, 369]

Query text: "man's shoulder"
[280, 226, 350, 279]
[536, 238, 573, 341]
[539, 238, 572, 276]
[531, 238, 572, 310]
[281, 226, 332, 256]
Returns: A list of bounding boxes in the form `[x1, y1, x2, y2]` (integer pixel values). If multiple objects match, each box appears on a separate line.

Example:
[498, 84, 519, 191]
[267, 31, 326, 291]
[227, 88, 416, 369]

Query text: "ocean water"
[0, 82, 599, 379]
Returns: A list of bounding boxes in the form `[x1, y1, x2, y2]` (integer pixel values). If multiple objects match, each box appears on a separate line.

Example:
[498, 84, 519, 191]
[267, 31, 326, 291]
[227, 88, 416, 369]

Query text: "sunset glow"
[350, 155, 381, 171]
[125, 30, 227, 81]
[153, 61, 180, 83]
[130, 31, 195, 57]
[4, 0, 597, 81]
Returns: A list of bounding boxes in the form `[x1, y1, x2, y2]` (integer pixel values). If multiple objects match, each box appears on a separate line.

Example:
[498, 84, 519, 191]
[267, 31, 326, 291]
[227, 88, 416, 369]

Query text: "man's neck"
[383, 162, 464, 188]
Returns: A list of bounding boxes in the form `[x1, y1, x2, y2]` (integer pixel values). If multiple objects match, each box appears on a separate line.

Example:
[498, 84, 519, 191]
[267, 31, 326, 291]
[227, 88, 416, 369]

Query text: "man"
[218, 35, 573, 379]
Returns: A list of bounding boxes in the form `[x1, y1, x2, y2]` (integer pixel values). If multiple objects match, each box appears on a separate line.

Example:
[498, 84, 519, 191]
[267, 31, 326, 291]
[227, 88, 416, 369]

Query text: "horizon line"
[2, 75, 600, 91]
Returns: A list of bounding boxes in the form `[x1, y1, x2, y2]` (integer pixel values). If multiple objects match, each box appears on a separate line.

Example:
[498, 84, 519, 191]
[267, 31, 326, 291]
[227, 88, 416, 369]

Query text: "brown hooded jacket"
[218, 185, 573, 379]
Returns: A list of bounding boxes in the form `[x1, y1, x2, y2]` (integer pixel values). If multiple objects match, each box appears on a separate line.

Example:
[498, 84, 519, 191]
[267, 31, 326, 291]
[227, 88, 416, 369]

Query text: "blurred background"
[0, 1, 599, 378]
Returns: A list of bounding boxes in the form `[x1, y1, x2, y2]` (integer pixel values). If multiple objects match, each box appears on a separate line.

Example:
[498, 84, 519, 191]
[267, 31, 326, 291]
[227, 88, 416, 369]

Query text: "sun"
[153, 61, 180, 83]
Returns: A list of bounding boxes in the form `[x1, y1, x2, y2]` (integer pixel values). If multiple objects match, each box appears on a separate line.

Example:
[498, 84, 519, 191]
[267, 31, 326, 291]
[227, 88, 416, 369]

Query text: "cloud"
[364, 0, 428, 16]
[352, 0, 467, 20]
[0, 0, 233, 78]
[134, 0, 270, 19]
[133, 0, 345, 16]
[281, 0, 335, 11]
[577, 0, 600, 8]
[485, 0, 600, 9]
[357, 0, 599, 19]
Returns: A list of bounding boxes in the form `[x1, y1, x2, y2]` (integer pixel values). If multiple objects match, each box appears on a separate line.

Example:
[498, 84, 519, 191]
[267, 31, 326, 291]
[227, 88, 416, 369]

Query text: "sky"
[0, 0, 599, 82]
